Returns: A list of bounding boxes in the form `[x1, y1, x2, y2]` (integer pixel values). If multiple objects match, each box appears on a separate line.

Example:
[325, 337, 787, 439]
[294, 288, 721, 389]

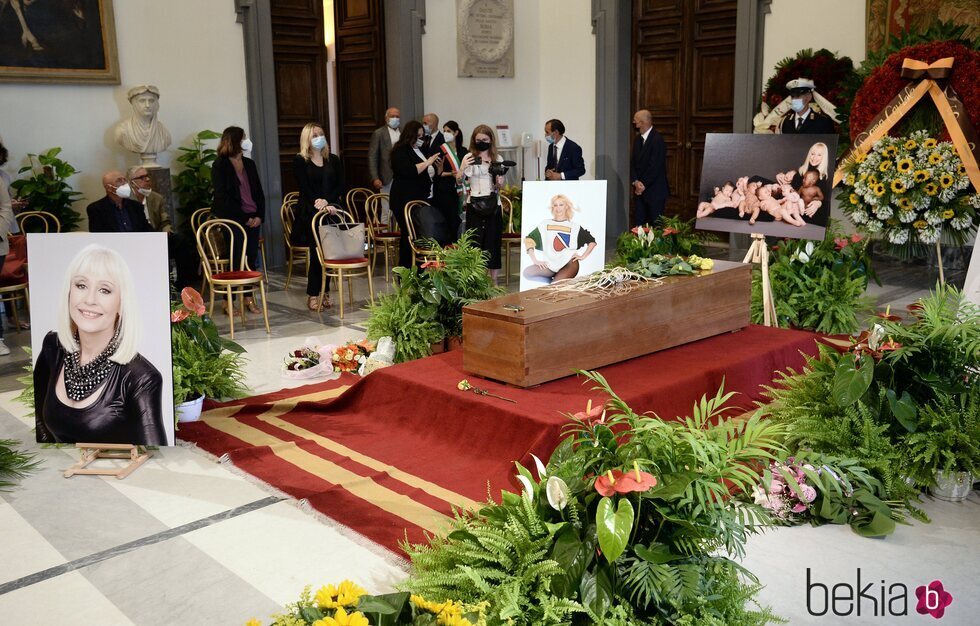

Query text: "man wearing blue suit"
[544, 119, 586, 180]
[630, 109, 669, 226]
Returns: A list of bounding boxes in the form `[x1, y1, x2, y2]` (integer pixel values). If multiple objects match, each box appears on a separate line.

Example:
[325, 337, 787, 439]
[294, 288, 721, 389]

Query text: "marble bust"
[113, 85, 172, 168]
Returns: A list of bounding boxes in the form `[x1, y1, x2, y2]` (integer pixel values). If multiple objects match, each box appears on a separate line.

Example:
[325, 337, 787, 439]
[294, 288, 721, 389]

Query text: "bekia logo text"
[807, 569, 953, 619]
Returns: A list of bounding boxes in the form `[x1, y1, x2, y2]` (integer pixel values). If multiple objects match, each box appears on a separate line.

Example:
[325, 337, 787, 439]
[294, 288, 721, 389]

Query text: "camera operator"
[458, 124, 506, 281]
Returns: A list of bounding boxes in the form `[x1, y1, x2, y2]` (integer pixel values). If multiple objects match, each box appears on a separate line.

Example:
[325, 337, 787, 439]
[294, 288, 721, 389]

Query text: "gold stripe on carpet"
[202, 414, 452, 535]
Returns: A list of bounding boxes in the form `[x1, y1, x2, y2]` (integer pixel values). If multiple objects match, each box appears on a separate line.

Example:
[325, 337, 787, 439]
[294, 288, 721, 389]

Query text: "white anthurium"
[868, 323, 885, 352]
[530, 453, 548, 479]
[805, 241, 815, 255]
[515, 473, 535, 503]
[546, 476, 569, 511]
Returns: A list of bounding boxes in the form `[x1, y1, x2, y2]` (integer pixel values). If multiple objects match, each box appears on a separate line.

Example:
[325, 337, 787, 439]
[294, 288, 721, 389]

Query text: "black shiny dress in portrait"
[34, 331, 167, 445]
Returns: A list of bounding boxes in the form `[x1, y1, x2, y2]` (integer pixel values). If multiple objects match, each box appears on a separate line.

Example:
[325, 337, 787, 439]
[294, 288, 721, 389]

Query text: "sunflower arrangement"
[838, 130, 979, 254]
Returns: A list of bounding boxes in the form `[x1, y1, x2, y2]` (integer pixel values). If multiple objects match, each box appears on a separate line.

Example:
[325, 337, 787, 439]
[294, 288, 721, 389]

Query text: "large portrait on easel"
[28, 233, 174, 445]
[695, 134, 838, 241]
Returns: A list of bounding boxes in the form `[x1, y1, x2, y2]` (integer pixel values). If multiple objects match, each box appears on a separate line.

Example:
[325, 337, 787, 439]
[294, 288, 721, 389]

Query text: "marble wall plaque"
[456, 0, 515, 78]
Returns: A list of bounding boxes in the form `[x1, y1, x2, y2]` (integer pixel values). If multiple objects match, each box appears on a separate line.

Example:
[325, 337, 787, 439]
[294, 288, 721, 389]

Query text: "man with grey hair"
[368, 106, 401, 193]
[630, 109, 669, 226]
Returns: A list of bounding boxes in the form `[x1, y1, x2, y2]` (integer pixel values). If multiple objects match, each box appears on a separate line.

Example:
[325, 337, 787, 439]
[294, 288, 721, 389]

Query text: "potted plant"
[172, 129, 221, 228]
[901, 393, 980, 502]
[171, 288, 249, 422]
[9, 147, 83, 232]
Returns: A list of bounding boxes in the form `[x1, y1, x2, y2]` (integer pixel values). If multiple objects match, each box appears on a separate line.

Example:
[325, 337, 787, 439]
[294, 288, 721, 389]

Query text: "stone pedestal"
[147, 167, 176, 230]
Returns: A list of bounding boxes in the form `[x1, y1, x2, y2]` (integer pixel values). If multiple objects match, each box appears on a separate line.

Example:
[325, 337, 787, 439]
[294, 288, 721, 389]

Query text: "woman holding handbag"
[457, 124, 505, 281]
[390, 120, 441, 268]
[292, 123, 345, 311]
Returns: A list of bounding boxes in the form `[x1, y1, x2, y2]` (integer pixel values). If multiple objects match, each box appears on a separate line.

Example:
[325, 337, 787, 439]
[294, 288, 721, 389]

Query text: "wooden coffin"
[462, 260, 751, 387]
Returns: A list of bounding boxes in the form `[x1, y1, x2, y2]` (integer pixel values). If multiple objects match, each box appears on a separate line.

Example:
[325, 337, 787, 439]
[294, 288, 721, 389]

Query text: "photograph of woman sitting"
[34, 244, 167, 445]
[523, 194, 597, 283]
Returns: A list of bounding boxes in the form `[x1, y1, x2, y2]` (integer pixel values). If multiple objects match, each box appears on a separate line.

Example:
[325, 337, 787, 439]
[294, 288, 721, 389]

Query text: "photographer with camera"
[458, 124, 510, 281]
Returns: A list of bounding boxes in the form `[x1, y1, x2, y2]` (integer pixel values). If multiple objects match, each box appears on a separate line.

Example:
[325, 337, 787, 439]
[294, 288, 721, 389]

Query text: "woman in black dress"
[292, 122, 345, 311]
[211, 126, 265, 312]
[457, 124, 505, 280]
[35, 244, 166, 445]
[389, 120, 441, 268]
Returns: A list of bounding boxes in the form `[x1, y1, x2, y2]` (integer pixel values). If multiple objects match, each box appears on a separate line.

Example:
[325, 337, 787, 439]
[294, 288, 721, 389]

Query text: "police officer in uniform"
[780, 78, 836, 135]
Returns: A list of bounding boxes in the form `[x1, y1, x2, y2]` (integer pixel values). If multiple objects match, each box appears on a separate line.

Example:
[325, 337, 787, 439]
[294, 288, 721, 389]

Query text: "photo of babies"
[695, 134, 838, 240]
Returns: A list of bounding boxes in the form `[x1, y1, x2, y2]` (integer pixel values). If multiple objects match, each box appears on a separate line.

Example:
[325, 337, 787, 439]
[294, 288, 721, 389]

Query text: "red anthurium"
[875, 312, 902, 322]
[662, 227, 679, 236]
[181, 287, 206, 316]
[572, 399, 605, 421]
[594, 464, 658, 496]
[878, 338, 902, 353]
[850, 234, 863, 243]
[420, 260, 445, 270]
[834, 237, 848, 251]
[171, 309, 190, 323]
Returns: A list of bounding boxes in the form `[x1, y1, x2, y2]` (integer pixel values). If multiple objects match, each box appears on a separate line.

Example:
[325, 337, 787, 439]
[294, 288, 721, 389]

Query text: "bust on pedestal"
[114, 85, 172, 169]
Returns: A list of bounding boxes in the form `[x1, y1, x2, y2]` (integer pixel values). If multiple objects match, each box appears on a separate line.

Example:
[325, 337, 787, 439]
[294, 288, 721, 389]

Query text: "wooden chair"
[0, 233, 29, 333]
[312, 208, 374, 320]
[16, 210, 61, 233]
[404, 200, 439, 266]
[365, 193, 399, 282]
[500, 195, 522, 285]
[345, 187, 372, 223]
[196, 218, 270, 339]
[280, 197, 308, 289]
[283, 191, 299, 206]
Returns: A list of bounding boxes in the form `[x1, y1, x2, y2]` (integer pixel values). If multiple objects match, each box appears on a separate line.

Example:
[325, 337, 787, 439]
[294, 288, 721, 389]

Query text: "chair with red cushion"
[365, 192, 399, 283]
[312, 208, 374, 320]
[0, 234, 30, 333]
[196, 218, 270, 339]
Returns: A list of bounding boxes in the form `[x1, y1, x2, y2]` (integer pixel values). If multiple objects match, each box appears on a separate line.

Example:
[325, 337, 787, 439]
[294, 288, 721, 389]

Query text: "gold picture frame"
[0, 0, 120, 84]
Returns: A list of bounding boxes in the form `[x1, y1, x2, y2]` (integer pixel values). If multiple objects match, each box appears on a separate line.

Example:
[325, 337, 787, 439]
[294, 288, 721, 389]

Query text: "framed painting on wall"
[0, 0, 119, 84]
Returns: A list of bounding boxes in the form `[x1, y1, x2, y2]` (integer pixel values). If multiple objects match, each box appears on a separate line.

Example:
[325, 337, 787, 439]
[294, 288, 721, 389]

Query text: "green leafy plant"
[0, 439, 38, 491]
[402, 373, 786, 625]
[171, 288, 248, 411]
[902, 392, 980, 484]
[501, 184, 522, 232]
[615, 216, 708, 265]
[751, 223, 875, 334]
[172, 129, 221, 219]
[9, 147, 83, 231]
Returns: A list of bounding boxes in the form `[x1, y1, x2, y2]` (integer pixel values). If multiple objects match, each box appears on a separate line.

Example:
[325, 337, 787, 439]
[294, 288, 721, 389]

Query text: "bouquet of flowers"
[838, 130, 979, 253]
[614, 215, 706, 264]
[281, 339, 338, 380]
[627, 253, 714, 278]
[753, 459, 818, 521]
[332, 340, 375, 374]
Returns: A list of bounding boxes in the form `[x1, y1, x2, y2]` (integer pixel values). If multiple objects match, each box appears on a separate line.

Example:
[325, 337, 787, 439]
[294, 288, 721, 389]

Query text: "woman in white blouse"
[457, 124, 505, 280]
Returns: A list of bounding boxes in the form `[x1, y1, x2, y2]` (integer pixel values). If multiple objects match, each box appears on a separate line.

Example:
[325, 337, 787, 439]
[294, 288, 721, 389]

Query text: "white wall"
[763, 0, 866, 82]
[0, 0, 249, 228]
[422, 0, 596, 180]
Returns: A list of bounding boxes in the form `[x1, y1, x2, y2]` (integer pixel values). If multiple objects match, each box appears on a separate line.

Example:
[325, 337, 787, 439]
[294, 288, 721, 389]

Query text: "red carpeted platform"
[179, 324, 823, 553]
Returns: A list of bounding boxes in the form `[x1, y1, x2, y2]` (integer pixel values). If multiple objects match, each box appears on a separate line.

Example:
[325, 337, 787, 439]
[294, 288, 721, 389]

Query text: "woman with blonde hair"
[34, 244, 166, 445]
[292, 122, 345, 310]
[523, 194, 597, 283]
[457, 124, 505, 279]
[777, 141, 830, 218]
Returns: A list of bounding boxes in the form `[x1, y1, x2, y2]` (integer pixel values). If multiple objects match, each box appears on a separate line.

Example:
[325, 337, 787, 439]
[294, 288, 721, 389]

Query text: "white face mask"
[790, 98, 806, 113]
[387, 117, 400, 130]
[311, 135, 327, 151]
[240, 138, 253, 153]
[422, 124, 432, 136]
[414, 138, 424, 149]
[115, 183, 132, 199]
[442, 131, 455, 144]
[136, 186, 152, 197]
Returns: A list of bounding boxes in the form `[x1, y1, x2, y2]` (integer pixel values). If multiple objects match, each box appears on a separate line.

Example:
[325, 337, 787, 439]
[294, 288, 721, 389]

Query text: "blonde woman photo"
[523, 194, 597, 283]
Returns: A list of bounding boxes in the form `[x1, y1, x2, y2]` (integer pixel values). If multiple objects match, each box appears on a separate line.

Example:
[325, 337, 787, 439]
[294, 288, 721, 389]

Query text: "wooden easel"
[63, 443, 152, 480]
[742, 233, 777, 327]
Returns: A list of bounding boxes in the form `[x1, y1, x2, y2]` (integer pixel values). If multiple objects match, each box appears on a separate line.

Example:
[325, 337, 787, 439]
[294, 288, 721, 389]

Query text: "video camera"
[488, 160, 517, 178]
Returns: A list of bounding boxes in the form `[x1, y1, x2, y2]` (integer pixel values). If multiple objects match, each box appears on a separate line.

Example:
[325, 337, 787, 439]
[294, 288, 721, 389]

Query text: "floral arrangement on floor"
[332, 340, 375, 374]
[247, 579, 487, 626]
[836, 130, 979, 254]
[281, 339, 340, 380]
[762, 283, 980, 505]
[614, 215, 707, 265]
[751, 223, 875, 334]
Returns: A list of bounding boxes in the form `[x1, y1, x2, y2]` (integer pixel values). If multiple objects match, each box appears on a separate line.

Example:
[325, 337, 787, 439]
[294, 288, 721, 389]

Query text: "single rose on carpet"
[456, 379, 516, 403]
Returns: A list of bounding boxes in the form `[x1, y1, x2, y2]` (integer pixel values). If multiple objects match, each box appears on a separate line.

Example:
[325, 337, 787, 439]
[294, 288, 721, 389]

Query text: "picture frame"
[0, 0, 120, 84]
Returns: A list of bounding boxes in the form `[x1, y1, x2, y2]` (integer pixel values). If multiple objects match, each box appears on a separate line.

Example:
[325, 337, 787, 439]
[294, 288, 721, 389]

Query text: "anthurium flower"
[180, 287, 206, 316]
[546, 475, 570, 510]
[572, 399, 604, 421]
[530, 453, 548, 479]
[313, 607, 370, 626]
[594, 464, 658, 496]
[171, 309, 190, 323]
[515, 473, 535, 503]
[662, 227, 679, 236]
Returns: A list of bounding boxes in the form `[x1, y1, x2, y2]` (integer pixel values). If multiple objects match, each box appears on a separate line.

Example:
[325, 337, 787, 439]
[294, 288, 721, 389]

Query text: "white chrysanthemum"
[866, 219, 883, 233]
[874, 205, 894, 219]
[969, 194, 980, 209]
[918, 227, 940, 244]
[925, 211, 943, 225]
[888, 230, 909, 244]
[850, 210, 868, 224]
[939, 188, 957, 203]
[898, 210, 917, 223]
[950, 216, 973, 230]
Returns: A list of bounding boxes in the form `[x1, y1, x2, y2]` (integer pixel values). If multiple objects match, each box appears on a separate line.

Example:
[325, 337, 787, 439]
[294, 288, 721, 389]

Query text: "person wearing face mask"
[390, 120, 442, 267]
[630, 109, 669, 226]
[457, 125, 506, 280]
[420, 112, 445, 157]
[86, 170, 155, 234]
[211, 126, 266, 313]
[432, 120, 465, 241]
[779, 78, 836, 135]
[543, 119, 586, 181]
[368, 107, 401, 193]
[292, 122, 345, 311]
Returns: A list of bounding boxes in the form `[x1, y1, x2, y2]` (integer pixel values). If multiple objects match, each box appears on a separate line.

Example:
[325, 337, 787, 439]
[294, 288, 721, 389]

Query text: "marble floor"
[0, 252, 977, 626]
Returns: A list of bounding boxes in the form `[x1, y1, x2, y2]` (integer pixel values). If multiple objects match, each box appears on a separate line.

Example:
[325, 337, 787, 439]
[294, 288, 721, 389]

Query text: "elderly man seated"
[86, 169, 197, 291]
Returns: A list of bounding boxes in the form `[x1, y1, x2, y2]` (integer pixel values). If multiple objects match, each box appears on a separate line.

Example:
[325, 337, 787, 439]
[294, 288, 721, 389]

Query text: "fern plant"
[901, 392, 980, 483]
[0, 439, 38, 491]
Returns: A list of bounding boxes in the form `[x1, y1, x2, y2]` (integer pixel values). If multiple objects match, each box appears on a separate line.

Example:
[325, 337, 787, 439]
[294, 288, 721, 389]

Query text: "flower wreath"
[760, 48, 856, 111]
[457, 0, 514, 64]
[849, 40, 980, 144]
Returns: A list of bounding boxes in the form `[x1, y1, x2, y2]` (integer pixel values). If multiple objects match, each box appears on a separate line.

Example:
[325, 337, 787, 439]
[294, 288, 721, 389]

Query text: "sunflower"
[849, 193, 859, 205]
[928, 152, 943, 165]
[958, 163, 966, 176]
[891, 179, 906, 194]
[904, 139, 918, 150]
[942, 209, 955, 219]
[874, 183, 886, 196]
[896, 198, 912, 210]
[879, 160, 893, 172]
[854, 152, 867, 164]
[923, 138, 937, 148]
[867, 174, 877, 185]
[845, 174, 856, 186]
[913, 220, 928, 230]
[924, 182, 939, 196]
[883, 146, 898, 158]
[939, 173, 954, 188]
[897, 158, 913, 173]
[913, 170, 929, 183]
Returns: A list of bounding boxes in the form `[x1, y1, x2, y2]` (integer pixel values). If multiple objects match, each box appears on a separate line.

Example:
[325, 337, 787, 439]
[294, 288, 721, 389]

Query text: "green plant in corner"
[0, 439, 38, 491]
[172, 129, 221, 221]
[9, 147, 83, 231]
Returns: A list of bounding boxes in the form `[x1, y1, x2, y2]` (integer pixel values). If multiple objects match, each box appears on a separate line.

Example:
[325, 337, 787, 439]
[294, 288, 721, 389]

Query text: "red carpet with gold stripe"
[178, 325, 824, 553]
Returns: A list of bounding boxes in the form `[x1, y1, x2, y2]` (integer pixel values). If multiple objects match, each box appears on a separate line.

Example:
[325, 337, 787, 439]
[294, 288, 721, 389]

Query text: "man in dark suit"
[421, 112, 445, 157]
[780, 78, 836, 135]
[544, 119, 586, 180]
[630, 109, 669, 226]
[367, 106, 400, 192]
[87, 171, 154, 233]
